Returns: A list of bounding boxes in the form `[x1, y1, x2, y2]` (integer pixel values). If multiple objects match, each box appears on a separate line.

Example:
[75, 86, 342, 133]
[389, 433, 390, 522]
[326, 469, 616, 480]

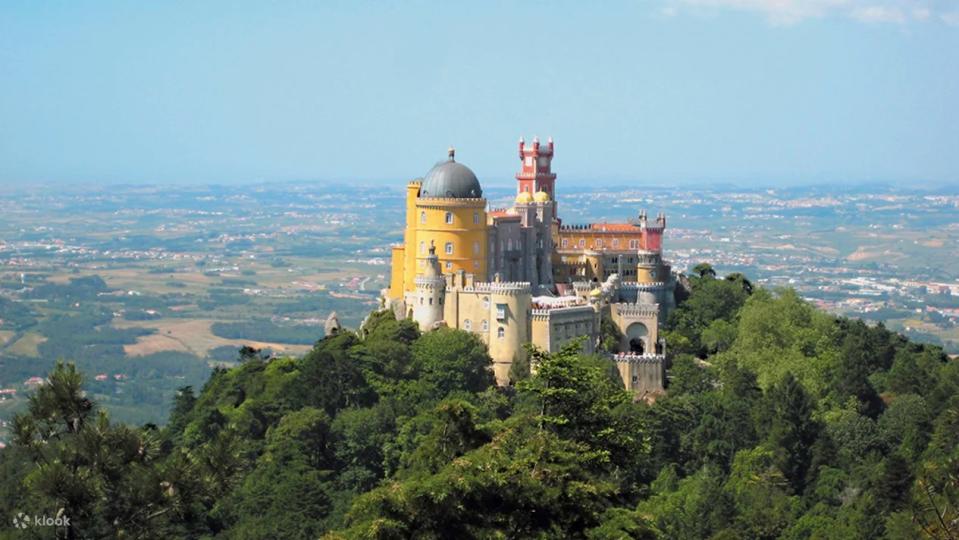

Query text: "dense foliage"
[2, 266, 958, 539]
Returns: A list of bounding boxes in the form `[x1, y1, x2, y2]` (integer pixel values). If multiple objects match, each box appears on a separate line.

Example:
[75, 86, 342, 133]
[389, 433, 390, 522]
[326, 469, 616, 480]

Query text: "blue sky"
[1, 0, 957, 187]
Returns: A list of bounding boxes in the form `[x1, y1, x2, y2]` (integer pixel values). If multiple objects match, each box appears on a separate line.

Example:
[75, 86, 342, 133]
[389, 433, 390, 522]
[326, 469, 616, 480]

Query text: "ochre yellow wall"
[389, 245, 405, 299]
[403, 198, 487, 293]
[401, 182, 421, 297]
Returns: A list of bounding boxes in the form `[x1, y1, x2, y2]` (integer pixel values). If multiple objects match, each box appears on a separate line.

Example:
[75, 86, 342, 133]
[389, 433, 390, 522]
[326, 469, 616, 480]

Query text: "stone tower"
[412, 242, 446, 330]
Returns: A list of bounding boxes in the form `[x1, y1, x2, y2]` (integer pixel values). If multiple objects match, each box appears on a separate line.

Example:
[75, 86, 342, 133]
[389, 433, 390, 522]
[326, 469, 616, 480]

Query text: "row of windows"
[560, 238, 639, 250]
[418, 259, 481, 270]
[463, 319, 489, 332]
[421, 210, 482, 225]
[419, 240, 482, 255]
[462, 320, 506, 338]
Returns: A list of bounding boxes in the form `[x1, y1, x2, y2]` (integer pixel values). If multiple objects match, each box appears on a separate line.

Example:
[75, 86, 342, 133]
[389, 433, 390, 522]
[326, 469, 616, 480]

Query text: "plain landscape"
[0, 181, 956, 438]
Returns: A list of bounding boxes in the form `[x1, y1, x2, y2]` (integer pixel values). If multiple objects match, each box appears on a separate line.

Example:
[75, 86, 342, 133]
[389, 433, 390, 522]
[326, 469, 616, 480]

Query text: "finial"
[428, 240, 436, 255]
[519, 136, 524, 143]
[448, 146, 455, 161]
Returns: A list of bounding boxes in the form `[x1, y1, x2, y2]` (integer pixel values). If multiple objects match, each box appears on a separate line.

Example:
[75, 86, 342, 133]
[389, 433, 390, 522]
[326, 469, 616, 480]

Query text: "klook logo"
[12, 511, 71, 529]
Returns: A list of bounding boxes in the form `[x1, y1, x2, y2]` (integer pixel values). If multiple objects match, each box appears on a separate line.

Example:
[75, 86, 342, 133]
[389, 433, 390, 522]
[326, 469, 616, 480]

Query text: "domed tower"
[412, 242, 446, 330]
[396, 148, 488, 296]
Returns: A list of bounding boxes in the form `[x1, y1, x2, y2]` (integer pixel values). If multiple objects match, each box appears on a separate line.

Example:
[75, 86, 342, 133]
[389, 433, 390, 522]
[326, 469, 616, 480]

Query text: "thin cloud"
[666, 0, 959, 25]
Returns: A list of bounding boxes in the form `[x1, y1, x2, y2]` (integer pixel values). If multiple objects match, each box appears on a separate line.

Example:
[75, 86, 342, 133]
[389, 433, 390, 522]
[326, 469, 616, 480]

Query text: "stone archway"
[625, 322, 648, 355]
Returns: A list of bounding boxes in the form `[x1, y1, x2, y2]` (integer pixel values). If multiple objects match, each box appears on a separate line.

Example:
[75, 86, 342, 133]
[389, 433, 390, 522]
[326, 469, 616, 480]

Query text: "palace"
[384, 138, 675, 397]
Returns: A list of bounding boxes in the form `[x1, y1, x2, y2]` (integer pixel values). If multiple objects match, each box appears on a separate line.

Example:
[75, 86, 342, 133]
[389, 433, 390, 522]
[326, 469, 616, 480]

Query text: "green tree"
[761, 373, 821, 493]
[411, 328, 495, 399]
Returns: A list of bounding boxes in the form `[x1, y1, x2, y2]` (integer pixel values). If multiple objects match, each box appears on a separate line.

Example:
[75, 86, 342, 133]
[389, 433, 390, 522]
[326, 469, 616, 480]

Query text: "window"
[496, 303, 507, 321]
[420, 211, 426, 224]
[464, 319, 472, 331]
[562, 238, 568, 248]
[474, 261, 480, 269]
[578, 239, 585, 248]
[596, 239, 603, 249]
[445, 212, 453, 225]
[629, 239, 638, 250]
[481, 320, 488, 331]
[420, 241, 425, 254]
[428, 298, 432, 305]
[445, 242, 453, 255]
[439, 297, 443, 305]
[497, 327, 505, 339]
[473, 241, 480, 254]
[612, 239, 620, 248]
[483, 296, 490, 309]
[507, 239, 513, 251]
[445, 261, 452, 270]
[473, 211, 480, 224]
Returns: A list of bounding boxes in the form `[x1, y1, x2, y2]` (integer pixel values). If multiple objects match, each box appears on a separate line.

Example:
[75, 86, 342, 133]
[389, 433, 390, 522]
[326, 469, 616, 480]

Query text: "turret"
[412, 241, 446, 330]
[515, 135, 557, 218]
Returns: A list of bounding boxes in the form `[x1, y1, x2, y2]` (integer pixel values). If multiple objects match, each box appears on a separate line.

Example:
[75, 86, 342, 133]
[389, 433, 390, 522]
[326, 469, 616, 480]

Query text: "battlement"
[466, 281, 532, 295]
[414, 275, 445, 289]
[613, 303, 660, 318]
[530, 304, 594, 320]
[611, 352, 666, 364]
[621, 281, 669, 290]
[416, 197, 486, 205]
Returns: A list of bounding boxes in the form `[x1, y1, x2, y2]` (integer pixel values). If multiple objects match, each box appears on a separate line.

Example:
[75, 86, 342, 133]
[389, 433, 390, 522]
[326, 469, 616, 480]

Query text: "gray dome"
[420, 155, 482, 199]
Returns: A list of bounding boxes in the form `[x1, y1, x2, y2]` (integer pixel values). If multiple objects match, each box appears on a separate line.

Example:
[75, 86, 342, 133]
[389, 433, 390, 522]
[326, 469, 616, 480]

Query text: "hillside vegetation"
[2, 265, 958, 539]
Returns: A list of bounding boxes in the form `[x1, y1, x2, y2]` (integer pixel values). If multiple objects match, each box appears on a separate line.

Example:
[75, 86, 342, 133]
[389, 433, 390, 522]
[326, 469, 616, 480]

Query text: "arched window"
[473, 211, 480, 224]
[420, 211, 427, 224]
[483, 296, 490, 309]
[445, 212, 453, 224]
[419, 241, 425, 254]
[497, 327, 505, 339]
[445, 261, 452, 270]
[464, 319, 472, 331]
[445, 242, 453, 255]
[507, 239, 513, 250]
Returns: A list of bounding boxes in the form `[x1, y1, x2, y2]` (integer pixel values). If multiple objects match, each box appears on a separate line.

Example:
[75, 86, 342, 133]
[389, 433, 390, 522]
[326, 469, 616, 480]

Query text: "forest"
[1, 264, 958, 539]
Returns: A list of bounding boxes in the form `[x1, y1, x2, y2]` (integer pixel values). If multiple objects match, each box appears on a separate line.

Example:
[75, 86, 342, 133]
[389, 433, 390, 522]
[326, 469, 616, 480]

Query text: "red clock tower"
[516, 136, 556, 199]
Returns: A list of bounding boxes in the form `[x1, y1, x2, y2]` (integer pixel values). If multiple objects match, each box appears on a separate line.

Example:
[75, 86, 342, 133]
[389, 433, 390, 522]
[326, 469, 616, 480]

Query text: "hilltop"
[1, 267, 957, 539]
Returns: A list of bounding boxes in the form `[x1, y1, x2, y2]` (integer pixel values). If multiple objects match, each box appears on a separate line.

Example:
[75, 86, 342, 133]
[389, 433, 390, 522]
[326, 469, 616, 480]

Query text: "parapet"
[612, 303, 660, 318]
[611, 352, 666, 364]
[414, 275, 446, 289]
[466, 281, 532, 295]
[530, 304, 595, 321]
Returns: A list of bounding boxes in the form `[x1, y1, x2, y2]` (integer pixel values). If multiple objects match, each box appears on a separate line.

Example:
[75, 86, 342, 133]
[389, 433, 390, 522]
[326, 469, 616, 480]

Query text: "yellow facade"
[390, 181, 488, 298]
